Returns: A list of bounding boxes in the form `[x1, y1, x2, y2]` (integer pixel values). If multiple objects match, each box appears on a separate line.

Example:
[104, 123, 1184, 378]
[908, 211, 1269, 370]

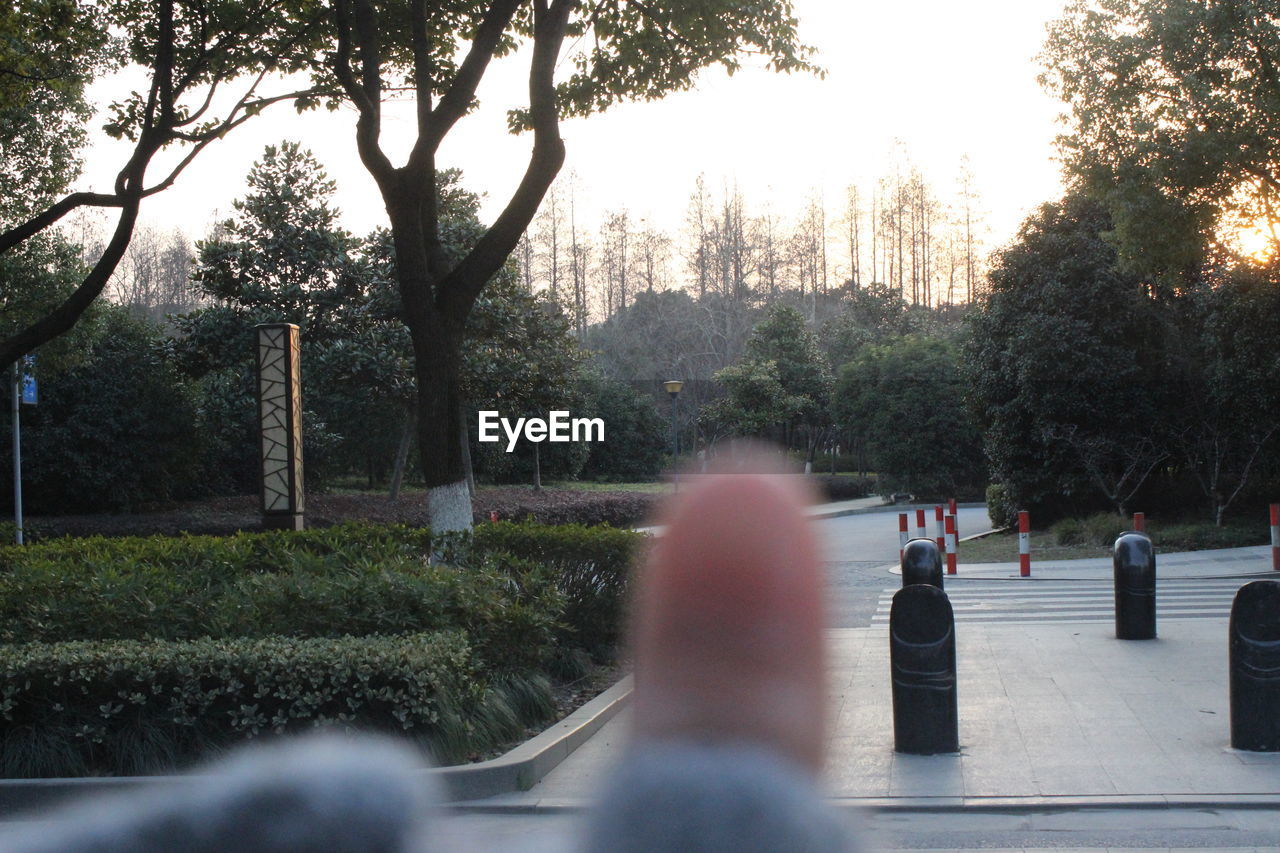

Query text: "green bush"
[1083, 513, 1129, 546]
[1150, 520, 1266, 551]
[810, 475, 874, 502]
[0, 631, 553, 777]
[0, 524, 561, 672]
[985, 483, 1018, 529]
[1051, 516, 1086, 545]
[0, 521, 642, 664]
[0, 308, 203, 514]
[473, 520, 643, 656]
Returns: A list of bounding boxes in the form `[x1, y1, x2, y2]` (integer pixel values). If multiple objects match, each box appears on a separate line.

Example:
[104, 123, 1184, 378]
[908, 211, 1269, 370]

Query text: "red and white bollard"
[1271, 504, 1279, 572]
[934, 505, 946, 553]
[945, 514, 958, 575]
[1018, 510, 1031, 577]
[1133, 512, 1145, 533]
[915, 508, 927, 541]
[948, 497, 958, 537]
[489, 511, 499, 523]
[898, 512, 909, 562]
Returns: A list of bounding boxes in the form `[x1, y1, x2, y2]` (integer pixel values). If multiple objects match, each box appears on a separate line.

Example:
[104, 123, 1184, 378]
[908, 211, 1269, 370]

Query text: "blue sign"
[20, 354, 35, 405]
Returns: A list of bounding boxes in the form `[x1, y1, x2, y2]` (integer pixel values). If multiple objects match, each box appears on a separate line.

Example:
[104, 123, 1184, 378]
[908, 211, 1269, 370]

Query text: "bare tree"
[532, 181, 564, 300]
[107, 224, 199, 324]
[957, 155, 985, 302]
[753, 200, 783, 300]
[565, 171, 589, 338]
[843, 183, 863, 288]
[598, 209, 631, 317]
[684, 174, 712, 300]
[634, 221, 672, 294]
[515, 233, 535, 291]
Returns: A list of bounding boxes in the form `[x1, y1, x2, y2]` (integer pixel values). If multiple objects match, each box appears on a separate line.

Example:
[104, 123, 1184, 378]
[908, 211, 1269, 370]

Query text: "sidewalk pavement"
[478, 547, 1280, 810]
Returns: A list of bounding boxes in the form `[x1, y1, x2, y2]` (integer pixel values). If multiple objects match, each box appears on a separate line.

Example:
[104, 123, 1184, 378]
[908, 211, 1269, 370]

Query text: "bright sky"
[78, 0, 1071, 261]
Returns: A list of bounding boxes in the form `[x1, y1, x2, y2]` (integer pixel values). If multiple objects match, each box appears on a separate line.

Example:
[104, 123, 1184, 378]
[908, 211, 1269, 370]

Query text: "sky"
[77, 0, 1072, 264]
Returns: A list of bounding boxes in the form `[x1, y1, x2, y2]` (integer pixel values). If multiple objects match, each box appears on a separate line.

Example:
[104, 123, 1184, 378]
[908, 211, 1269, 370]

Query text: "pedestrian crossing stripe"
[870, 577, 1252, 624]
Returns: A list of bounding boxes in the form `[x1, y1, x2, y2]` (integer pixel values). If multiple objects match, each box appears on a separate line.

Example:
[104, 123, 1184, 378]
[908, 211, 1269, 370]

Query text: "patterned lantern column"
[256, 323, 304, 530]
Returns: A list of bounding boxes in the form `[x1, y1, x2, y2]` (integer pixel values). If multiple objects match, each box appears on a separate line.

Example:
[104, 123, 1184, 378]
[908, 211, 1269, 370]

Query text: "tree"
[107, 225, 200, 325]
[176, 143, 389, 492]
[964, 193, 1173, 519]
[835, 335, 985, 498]
[576, 369, 667, 481]
[0, 0, 109, 224]
[320, 0, 818, 530]
[1041, 0, 1280, 278]
[739, 304, 832, 469]
[192, 142, 364, 339]
[462, 273, 588, 489]
[0, 0, 326, 370]
[1, 307, 202, 513]
[700, 358, 804, 443]
[1170, 268, 1280, 524]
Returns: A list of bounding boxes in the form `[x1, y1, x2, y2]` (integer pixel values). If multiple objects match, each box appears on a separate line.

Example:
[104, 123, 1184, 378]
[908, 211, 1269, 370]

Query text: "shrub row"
[1051, 512, 1268, 550]
[0, 520, 644, 776]
[0, 520, 645, 660]
[474, 521, 644, 656]
[809, 475, 875, 502]
[473, 488, 656, 527]
[0, 533, 559, 673]
[0, 631, 555, 777]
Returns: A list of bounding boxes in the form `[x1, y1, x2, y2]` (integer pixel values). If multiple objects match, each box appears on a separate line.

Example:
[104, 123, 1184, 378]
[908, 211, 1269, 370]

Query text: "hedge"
[0, 520, 644, 660]
[0, 520, 644, 776]
[0, 631, 554, 777]
[472, 520, 644, 656]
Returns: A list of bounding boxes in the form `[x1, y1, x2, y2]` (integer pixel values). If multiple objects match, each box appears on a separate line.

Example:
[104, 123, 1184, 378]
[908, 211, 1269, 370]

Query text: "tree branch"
[438, 0, 572, 320]
[0, 195, 144, 370]
[332, 0, 393, 184]
[412, 0, 522, 166]
[410, 0, 435, 150]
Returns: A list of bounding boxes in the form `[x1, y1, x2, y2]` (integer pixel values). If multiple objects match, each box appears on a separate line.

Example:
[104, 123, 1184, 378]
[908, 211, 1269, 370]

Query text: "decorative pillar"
[256, 323, 304, 531]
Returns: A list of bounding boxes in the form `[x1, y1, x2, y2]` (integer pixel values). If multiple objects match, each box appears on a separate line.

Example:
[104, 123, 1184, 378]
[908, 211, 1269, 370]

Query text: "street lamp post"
[663, 379, 683, 461]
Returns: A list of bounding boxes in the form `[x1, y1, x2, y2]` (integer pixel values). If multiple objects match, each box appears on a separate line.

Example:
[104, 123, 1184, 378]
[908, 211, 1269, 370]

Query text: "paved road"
[822, 505, 993, 628]
[869, 575, 1253, 625]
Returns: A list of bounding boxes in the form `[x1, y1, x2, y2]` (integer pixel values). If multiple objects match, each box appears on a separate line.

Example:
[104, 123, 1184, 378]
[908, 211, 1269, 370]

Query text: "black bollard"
[1230, 580, 1280, 751]
[1114, 531, 1156, 640]
[889, 583, 959, 754]
[901, 538, 944, 590]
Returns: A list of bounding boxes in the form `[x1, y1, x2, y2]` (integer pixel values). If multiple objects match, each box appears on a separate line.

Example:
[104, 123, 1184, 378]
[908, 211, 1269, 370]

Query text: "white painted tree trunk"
[428, 480, 473, 532]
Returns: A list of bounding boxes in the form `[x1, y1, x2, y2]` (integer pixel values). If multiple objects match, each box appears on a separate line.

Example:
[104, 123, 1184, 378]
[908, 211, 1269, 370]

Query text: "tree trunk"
[533, 442, 542, 491]
[410, 309, 473, 532]
[460, 402, 476, 499]
[388, 404, 417, 502]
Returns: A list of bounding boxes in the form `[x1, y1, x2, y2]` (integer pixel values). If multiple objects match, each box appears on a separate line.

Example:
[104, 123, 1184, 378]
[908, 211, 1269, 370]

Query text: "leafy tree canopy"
[964, 193, 1172, 518]
[835, 334, 985, 498]
[1041, 0, 1280, 278]
[743, 303, 831, 421]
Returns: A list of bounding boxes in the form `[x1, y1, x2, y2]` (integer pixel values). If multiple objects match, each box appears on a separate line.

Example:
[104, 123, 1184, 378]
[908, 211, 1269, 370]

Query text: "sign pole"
[11, 363, 22, 545]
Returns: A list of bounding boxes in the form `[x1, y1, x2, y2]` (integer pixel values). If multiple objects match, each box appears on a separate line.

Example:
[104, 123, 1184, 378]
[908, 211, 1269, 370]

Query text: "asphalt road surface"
[821, 506, 993, 628]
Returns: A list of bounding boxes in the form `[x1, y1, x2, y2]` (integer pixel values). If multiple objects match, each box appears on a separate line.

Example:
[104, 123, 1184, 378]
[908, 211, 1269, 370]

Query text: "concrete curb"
[446, 792, 1280, 815]
[434, 675, 631, 801]
[0, 676, 633, 817]
[809, 501, 986, 521]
